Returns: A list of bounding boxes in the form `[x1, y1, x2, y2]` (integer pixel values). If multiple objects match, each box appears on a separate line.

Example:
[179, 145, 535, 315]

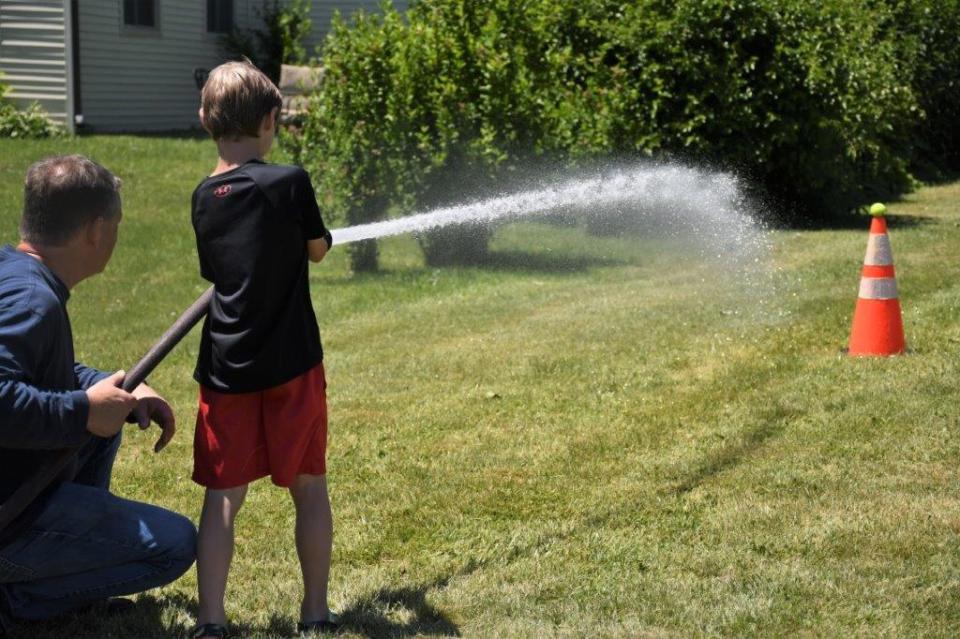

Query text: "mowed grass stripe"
[0, 137, 958, 637]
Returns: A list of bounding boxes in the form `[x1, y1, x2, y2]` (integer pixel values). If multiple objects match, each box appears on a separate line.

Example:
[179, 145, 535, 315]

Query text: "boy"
[190, 61, 335, 639]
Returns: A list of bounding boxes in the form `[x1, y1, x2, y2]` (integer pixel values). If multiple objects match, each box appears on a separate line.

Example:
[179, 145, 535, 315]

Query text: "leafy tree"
[220, 0, 313, 82]
[288, 0, 956, 271]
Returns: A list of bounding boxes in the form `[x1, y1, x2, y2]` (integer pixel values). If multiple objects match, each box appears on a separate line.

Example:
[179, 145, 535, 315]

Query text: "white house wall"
[76, 0, 259, 132]
[2, 1, 409, 132]
[0, 0, 69, 124]
[78, 0, 409, 132]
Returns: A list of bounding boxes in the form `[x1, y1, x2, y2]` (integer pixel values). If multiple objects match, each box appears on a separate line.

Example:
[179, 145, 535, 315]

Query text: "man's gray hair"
[21, 155, 122, 246]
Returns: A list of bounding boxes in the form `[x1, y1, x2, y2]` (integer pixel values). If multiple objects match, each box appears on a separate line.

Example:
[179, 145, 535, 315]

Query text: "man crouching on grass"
[0, 155, 196, 634]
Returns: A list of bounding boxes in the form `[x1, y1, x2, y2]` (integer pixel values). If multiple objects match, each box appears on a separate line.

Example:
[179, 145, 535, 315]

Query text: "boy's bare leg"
[197, 485, 248, 627]
[289, 474, 333, 622]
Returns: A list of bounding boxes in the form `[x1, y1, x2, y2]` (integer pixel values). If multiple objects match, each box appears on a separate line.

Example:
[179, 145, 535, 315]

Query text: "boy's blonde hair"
[200, 60, 283, 140]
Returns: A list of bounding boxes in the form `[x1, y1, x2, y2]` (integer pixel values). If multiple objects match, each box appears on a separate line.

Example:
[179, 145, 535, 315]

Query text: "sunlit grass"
[1, 137, 958, 637]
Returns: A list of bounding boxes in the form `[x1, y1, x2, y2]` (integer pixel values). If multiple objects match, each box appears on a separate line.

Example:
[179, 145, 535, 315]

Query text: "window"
[123, 0, 156, 28]
[207, 0, 234, 34]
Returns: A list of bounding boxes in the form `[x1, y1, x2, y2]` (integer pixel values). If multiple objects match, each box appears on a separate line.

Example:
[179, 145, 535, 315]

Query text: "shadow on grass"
[477, 249, 626, 273]
[19, 585, 460, 638]
[768, 211, 934, 231]
[314, 249, 626, 286]
[16, 592, 303, 639]
[17, 593, 182, 639]
[671, 421, 785, 495]
[79, 129, 207, 140]
[338, 575, 461, 637]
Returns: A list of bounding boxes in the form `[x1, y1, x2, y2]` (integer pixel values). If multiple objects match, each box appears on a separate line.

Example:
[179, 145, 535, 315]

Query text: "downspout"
[63, 0, 80, 132]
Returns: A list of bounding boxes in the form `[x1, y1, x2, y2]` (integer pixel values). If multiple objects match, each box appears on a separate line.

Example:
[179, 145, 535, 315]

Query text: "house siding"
[302, 0, 409, 57]
[75, 0, 255, 131]
[2, 0, 410, 132]
[0, 0, 70, 124]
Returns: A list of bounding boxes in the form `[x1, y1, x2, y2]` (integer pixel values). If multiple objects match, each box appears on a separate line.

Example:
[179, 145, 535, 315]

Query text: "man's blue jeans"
[0, 432, 196, 625]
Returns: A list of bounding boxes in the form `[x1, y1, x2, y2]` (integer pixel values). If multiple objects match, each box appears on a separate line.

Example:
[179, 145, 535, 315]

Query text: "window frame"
[206, 0, 235, 35]
[120, 0, 161, 35]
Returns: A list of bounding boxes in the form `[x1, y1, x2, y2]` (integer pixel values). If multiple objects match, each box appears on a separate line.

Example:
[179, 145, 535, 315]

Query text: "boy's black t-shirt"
[192, 160, 328, 393]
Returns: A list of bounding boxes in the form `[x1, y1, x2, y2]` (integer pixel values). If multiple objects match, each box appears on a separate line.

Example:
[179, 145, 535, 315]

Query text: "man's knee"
[155, 510, 197, 579]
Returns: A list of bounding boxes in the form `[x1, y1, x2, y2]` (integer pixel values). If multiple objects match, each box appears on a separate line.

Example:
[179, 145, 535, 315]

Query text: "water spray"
[0, 162, 769, 532]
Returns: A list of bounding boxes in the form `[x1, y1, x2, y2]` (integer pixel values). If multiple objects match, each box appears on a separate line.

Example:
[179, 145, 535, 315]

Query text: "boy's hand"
[130, 383, 177, 452]
[307, 236, 330, 263]
[86, 370, 136, 438]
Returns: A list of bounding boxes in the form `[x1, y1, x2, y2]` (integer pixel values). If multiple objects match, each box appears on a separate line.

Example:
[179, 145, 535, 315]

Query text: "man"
[0, 155, 196, 634]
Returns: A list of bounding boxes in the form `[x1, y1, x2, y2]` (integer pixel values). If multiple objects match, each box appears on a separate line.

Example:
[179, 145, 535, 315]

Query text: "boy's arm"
[296, 170, 332, 263]
[0, 306, 91, 450]
[307, 235, 331, 263]
[191, 188, 215, 282]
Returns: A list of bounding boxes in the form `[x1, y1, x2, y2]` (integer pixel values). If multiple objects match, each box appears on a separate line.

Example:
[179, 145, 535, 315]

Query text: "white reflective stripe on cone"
[864, 233, 894, 266]
[858, 277, 899, 300]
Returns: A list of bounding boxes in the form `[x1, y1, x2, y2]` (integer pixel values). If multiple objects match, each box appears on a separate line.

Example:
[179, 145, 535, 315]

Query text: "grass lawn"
[0, 136, 958, 638]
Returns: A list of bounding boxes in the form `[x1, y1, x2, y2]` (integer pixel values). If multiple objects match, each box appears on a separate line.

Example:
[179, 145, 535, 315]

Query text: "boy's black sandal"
[191, 623, 230, 638]
[297, 612, 341, 635]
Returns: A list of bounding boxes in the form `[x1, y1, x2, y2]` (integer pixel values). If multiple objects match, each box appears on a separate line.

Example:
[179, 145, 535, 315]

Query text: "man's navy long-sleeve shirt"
[0, 245, 107, 540]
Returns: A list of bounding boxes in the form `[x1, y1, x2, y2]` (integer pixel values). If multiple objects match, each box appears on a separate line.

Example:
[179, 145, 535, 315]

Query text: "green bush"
[0, 76, 63, 139]
[292, 1, 573, 270]
[575, 0, 918, 216]
[290, 0, 945, 271]
[291, 6, 405, 271]
[529, 0, 917, 215]
[878, 0, 960, 174]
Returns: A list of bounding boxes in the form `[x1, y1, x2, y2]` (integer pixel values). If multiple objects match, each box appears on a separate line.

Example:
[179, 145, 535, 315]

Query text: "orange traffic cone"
[848, 203, 905, 356]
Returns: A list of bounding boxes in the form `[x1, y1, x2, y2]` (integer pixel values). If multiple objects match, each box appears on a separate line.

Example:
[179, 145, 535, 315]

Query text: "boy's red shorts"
[193, 363, 328, 489]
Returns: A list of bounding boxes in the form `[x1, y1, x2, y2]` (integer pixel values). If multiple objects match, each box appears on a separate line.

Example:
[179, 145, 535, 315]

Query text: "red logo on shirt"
[214, 185, 232, 198]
